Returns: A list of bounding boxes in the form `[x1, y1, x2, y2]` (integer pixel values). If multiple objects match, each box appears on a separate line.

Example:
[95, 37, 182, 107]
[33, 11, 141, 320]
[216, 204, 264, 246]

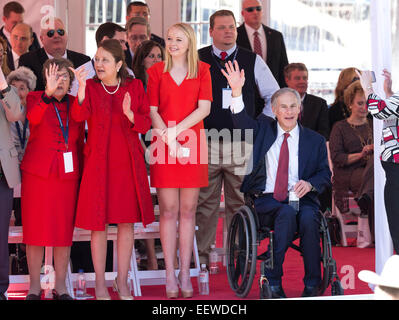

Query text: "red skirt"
[21, 168, 79, 247]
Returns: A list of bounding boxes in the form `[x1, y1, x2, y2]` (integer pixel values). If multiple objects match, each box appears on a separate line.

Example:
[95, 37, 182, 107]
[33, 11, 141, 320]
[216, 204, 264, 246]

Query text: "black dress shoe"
[25, 291, 42, 300]
[0, 293, 7, 300]
[52, 290, 73, 300]
[270, 285, 287, 299]
[301, 286, 319, 297]
[356, 194, 371, 217]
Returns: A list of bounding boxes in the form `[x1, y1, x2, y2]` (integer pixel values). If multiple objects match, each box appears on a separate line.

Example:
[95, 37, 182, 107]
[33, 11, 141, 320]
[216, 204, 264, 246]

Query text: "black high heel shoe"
[52, 289, 73, 300]
[25, 290, 43, 300]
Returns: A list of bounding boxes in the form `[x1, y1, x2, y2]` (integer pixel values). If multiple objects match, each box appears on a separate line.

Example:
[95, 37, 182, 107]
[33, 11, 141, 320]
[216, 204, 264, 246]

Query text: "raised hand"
[122, 92, 134, 123]
[45, 63, 63, 97]
[220, 60, 245, 96]
[355, 70, 374, 96]
[382, 69, 394, 98]
[69, 66, 88, 89]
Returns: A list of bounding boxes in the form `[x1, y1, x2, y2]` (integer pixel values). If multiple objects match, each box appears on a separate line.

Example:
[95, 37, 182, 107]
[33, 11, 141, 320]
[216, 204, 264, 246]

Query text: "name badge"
[63, 152, 74, 173]
[181, 147, 190, 158]
[222, 88, 232, 110]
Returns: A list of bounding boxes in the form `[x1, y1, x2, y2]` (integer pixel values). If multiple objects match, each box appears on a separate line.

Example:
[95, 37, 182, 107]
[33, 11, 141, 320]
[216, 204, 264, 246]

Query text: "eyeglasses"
[56, 73, 69, 81]
[46, 29, 65, 38]
[244, 6, 262, 12]
[129, 35, 148, 42]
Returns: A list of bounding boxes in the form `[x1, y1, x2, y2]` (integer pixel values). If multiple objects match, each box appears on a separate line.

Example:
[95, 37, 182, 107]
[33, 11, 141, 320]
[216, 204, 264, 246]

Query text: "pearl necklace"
[101, 78, 121, 95]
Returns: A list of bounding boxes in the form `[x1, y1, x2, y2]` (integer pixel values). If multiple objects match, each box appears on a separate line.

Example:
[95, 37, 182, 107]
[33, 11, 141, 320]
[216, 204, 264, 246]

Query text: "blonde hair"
[334, 67, 360, 104]
[164, 23, 199, 79]
[343, 80, 364, 112]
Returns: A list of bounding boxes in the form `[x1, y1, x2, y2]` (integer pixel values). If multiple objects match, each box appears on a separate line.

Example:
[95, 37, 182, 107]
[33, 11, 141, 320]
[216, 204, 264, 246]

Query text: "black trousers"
[0, 175, 13, 295]
[381, 161, 399, 254]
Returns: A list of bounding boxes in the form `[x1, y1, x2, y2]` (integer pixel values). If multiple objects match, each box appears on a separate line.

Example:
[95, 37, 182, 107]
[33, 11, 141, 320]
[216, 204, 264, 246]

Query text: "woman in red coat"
[147, 23, 212, 298]
[71, 39, 154, 300]
[21, 58, 84, 300]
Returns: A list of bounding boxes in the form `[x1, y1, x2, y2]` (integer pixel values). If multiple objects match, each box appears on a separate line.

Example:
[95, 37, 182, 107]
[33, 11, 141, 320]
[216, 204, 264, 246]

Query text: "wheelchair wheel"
[318, 213, 344, 296]
[226, 205, 258, 298]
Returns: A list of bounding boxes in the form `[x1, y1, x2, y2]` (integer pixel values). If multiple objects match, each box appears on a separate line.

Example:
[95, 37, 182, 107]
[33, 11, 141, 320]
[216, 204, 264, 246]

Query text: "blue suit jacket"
[232, 110, 331, 208]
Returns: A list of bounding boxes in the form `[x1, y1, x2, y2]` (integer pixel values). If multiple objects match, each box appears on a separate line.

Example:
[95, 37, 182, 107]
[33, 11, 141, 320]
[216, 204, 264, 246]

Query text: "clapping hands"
[69, 66, 89, 89]
[122, 92, 134, 123]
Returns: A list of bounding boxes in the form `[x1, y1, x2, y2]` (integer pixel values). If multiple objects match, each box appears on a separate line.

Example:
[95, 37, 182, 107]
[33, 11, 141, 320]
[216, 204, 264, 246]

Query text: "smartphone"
[370, 71, 376, 83]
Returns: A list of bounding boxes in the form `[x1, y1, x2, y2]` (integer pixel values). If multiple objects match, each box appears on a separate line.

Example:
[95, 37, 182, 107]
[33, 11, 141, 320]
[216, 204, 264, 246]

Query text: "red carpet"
[8, 217, 374, 300]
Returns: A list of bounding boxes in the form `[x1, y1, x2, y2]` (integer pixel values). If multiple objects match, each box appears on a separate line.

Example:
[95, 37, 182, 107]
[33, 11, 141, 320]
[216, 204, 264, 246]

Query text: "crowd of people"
[0, 0, 398, 301]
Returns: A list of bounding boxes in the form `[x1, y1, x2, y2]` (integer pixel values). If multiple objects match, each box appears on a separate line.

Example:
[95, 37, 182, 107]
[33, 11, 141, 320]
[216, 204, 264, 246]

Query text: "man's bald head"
[10, 22, 33, 56]
[40, 17, 68, 57]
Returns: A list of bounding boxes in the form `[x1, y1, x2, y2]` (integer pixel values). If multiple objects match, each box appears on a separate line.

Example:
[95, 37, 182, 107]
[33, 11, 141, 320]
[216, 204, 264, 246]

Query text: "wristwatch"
[309, 182, 317, 192]
[0, 85, 11, 99]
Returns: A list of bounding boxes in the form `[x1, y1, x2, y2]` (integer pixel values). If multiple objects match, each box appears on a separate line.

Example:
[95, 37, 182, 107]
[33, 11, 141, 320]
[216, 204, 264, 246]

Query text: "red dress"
[146, 61, 213, 188]
[71, 78, 154, 231]
[21, 92, 84, 246]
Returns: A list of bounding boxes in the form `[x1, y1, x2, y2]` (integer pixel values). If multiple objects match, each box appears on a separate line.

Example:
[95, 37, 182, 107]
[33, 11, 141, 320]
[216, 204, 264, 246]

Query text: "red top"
[21, 92, 84, 180]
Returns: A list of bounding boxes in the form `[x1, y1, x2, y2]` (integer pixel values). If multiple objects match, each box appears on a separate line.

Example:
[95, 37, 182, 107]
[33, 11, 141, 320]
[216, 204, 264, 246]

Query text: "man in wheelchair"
[222, 61, 331, 298]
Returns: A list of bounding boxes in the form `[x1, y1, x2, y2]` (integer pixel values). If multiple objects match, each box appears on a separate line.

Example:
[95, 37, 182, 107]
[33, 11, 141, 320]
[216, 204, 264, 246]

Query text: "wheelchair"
[226, 193, 344, 299]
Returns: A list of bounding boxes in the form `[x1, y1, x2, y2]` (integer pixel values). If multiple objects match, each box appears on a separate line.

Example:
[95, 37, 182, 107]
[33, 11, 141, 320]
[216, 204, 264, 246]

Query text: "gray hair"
[271, 87, 301, 108]
[7, 66, 37, 91]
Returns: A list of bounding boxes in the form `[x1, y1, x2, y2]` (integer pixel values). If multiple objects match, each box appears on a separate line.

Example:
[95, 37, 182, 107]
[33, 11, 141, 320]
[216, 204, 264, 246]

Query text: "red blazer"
[21, 91, 84, 180]
[71, 77, 154, 229]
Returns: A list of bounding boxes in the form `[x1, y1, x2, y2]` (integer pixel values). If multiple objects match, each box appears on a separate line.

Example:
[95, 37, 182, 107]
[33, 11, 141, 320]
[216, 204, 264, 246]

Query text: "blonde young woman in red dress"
[71, 39, 154, 300]
[147, 23, 212, 298]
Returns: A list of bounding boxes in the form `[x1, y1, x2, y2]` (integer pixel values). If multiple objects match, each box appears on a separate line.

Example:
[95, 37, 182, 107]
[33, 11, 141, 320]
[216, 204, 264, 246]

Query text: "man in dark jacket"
[223, 60, 331, 299]
[19, 17, 90, 91]
[237, 0, 288, 89]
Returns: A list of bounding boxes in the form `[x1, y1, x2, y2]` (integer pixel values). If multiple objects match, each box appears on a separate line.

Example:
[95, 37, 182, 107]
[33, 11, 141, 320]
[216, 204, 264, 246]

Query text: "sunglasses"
[47, 29, 65, 38]
[244, 6, 262, 12]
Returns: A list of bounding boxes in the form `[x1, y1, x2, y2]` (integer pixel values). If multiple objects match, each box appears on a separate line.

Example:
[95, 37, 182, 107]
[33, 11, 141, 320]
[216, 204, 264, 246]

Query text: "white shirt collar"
[244, 23, 263, 36]
[276, 122, 299, 140]
[44, 49, 67, 60]
[212, 44, 237, 59]
[2, 27, 11, 42]
[11, 49, 20, 60]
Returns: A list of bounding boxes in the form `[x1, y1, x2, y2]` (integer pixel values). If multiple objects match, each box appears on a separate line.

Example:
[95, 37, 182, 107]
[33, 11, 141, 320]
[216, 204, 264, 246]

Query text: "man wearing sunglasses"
[19, 17, 90, 91]
[237, 0, 289, 112]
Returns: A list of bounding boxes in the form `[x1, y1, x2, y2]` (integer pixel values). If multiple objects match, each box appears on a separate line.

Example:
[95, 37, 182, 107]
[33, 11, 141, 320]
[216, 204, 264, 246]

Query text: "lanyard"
[212, 47, 238, 88]
[52, 96, 70, 150]
[212, 47, 238, 70]
[15, 119, 28, 149]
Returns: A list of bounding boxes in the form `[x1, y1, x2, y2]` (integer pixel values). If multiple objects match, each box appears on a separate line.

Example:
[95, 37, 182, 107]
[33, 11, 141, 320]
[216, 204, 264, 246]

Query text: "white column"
[370, 0, 394, 283]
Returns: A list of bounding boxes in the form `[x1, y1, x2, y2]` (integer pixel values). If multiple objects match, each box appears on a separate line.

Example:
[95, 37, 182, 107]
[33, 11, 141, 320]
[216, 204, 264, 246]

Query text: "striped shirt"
[367, 92, 399, 163]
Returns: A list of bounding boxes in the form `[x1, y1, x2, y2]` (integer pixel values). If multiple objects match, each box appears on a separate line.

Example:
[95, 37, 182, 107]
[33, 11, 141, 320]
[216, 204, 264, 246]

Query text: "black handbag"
[324, 210, 341, 246]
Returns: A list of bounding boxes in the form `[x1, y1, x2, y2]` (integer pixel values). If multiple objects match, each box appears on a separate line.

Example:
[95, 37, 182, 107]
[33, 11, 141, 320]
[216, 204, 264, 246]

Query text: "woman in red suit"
[71, 39, 154, 300]
[21, 58, 84, 300]
[147, 23, 212, 298]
